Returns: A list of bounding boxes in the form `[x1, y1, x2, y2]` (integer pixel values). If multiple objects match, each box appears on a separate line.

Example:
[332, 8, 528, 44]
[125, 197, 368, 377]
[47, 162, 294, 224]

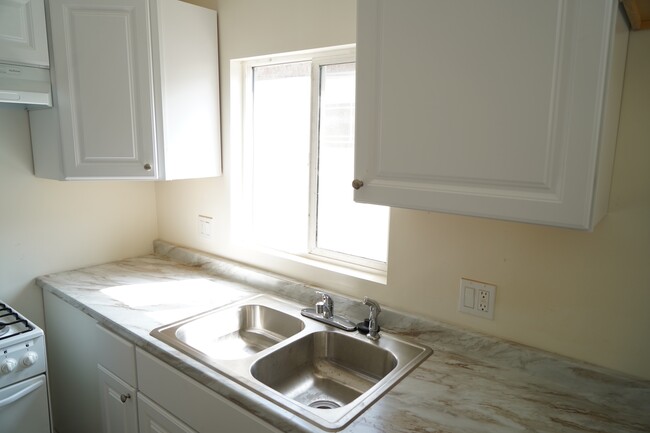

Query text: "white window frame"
[231, 45, 388, 275]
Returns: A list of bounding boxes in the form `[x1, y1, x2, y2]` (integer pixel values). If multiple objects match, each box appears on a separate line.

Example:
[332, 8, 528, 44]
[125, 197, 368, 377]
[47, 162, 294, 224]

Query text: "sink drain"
[308, 399, 341, 410]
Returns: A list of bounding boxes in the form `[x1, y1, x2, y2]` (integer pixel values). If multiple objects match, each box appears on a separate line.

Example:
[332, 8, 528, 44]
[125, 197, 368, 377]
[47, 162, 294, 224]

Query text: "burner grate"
[0, 302, 35, 342]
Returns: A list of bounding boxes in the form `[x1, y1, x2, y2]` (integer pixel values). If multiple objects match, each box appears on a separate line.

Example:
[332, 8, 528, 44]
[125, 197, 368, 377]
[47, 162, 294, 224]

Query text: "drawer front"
[136, 348, 280, 433]
[96, 325, 136, 387]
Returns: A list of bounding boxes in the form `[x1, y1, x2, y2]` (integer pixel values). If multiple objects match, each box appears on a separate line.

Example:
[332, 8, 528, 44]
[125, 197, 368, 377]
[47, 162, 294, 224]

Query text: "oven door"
[0, 374, 51, 433]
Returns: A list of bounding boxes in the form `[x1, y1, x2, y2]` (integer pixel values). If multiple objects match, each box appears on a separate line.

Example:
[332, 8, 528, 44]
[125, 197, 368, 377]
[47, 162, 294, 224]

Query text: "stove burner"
[0, 302, 34, 341]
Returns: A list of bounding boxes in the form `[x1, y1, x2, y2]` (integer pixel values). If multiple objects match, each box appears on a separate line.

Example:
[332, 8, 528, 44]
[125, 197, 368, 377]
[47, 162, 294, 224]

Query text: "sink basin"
[251, 331, 397, 409]
[150, 294, 432, 431]
[250, 329, 430, 429]
[151, 297, 304, 360]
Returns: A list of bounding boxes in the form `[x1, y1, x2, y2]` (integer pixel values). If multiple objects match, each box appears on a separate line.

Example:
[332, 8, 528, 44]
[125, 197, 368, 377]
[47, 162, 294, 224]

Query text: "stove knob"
[22, 351, 39, 367]
[1, 358, 18, 374]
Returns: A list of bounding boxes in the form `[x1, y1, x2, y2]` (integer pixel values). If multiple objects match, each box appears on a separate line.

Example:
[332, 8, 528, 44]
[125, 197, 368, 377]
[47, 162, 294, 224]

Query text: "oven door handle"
[0, 378, 44, 409]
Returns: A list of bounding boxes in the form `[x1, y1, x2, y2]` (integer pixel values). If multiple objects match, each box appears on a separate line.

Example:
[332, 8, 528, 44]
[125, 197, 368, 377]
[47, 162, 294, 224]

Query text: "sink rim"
[150, 294, 307, 363]
[149, 294, 433, 431]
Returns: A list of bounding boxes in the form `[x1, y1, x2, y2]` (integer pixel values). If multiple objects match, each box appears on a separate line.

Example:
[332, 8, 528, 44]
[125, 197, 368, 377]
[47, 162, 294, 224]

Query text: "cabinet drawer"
[136, 348, 280, 433]
[96, 325, 136, 387]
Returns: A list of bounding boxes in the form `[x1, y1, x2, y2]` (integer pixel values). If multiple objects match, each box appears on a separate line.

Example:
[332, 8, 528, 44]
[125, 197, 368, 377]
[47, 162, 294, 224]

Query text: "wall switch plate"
[198, 215, 213, 239]
[458, 278, 496, 320]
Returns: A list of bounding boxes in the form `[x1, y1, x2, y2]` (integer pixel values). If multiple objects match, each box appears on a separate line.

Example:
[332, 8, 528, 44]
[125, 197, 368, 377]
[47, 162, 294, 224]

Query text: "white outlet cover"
[198, 215, 213, 239]
[458, 278, 496, 320]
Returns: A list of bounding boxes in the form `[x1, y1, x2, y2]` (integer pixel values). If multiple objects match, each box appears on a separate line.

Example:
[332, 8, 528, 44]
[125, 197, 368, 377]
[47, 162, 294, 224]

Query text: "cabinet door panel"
[98, 365, 138, 433]
[49, 0, 156, 178]
[0, 0, 49, 66]
[354, 0, 626, 229]
[138, 394, 197, 433]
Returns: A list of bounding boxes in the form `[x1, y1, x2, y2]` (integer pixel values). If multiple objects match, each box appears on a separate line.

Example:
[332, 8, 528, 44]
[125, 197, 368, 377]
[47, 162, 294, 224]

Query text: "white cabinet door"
[0, 0, 49, 67]
[29, 0, 221, 181]
[354, 0, 628, 229]
[46, 0, 157, 179]
[98, 365, 138, 433]
[138, 394, 198, 433]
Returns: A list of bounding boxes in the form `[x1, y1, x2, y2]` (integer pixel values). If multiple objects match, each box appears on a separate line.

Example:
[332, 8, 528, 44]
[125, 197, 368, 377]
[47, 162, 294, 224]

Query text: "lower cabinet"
[43, 292, 281, 433]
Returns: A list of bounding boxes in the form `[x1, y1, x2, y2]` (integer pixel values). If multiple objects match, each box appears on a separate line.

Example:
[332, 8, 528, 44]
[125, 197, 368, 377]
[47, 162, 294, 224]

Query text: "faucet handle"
[316, 291, 333, 307]
[315, 291, 334, 318]
[362, 297, 381, 340]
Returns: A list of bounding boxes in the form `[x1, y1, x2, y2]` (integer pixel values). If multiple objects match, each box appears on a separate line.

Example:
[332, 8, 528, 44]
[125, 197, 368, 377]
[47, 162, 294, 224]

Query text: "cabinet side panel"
[591, 6, 629, 226]
[29, 106, 65, 179]
[43, 291, 101, 433]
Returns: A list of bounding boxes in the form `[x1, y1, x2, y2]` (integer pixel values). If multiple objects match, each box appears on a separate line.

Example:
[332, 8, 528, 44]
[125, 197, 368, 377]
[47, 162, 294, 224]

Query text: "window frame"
[232, 45, 388, 274]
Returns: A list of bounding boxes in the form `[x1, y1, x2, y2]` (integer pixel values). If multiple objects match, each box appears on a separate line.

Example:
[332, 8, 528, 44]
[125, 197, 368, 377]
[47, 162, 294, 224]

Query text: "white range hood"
[0, 0, 52, 109]
[0, 62, 52, 108]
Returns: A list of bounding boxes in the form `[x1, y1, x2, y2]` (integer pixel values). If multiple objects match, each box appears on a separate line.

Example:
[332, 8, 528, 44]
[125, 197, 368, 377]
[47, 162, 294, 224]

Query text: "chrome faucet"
[301, 292, 357, 331]
[363, 297, 382, 340]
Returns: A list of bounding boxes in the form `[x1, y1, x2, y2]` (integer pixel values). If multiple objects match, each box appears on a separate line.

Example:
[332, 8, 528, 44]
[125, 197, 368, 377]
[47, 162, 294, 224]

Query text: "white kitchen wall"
[0, 106, 158, 326]
[156, 0, 650, 380]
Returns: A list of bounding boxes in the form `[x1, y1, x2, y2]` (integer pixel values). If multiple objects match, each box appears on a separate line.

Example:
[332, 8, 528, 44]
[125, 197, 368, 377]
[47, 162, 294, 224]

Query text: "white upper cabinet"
[0, 0, 49, 67]
[354, 0, 629, 230]
[29, 0, 221, 180]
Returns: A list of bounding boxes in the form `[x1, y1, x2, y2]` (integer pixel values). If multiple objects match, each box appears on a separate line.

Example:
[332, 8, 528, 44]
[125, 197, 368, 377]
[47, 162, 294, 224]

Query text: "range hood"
[0, 63, 52, 108]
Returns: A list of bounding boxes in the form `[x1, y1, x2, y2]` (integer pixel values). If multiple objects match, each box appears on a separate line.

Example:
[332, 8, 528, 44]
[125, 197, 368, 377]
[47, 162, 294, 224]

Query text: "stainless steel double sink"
[150, 295, 432, 431]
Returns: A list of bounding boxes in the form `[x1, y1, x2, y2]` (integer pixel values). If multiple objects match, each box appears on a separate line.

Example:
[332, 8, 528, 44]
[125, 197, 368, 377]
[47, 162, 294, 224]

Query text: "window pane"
[316, 63, 389, 263]
[251, 62, 311, 253]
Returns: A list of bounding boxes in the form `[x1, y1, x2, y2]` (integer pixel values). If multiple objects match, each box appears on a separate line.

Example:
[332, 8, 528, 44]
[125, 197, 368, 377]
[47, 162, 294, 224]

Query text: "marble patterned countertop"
[36, 241, 650, 433]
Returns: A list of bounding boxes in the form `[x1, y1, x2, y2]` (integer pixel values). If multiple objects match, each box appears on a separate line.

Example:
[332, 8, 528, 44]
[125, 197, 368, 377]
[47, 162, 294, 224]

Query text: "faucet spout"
[363, 297, 382, 340]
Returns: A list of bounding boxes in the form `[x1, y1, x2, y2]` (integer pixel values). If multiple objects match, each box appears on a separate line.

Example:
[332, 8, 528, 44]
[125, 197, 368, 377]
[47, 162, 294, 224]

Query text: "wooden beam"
[620, 0, 650, 31]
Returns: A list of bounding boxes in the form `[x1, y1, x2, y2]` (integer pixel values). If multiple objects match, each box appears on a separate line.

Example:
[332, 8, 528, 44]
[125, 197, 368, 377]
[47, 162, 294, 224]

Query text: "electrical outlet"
[478, 289, 490, 312]
[458, 278, 496, 319]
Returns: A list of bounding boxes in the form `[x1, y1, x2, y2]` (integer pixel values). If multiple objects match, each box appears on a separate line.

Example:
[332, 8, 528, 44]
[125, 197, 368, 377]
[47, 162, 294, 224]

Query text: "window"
[234, 46, 389, 272]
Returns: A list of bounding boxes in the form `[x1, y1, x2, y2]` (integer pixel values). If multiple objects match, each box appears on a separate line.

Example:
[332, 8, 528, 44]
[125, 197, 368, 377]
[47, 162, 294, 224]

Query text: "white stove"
[0, 301, 52, 433]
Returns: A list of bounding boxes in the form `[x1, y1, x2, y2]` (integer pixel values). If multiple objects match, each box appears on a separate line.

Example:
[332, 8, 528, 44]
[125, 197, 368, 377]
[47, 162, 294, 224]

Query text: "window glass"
[251, 62, 311, 253]
[241, 48, 389, 271]
[315, 63, 389, 262]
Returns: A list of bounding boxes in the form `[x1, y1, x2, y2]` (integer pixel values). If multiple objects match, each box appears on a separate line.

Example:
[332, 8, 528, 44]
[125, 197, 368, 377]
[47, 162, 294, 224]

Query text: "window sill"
[249, 245, 387, 286]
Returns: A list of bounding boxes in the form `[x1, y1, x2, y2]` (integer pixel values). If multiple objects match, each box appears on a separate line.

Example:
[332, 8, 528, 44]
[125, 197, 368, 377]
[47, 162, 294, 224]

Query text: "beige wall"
[157, 0, 650, 380]
[0, 107, 158, 327]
